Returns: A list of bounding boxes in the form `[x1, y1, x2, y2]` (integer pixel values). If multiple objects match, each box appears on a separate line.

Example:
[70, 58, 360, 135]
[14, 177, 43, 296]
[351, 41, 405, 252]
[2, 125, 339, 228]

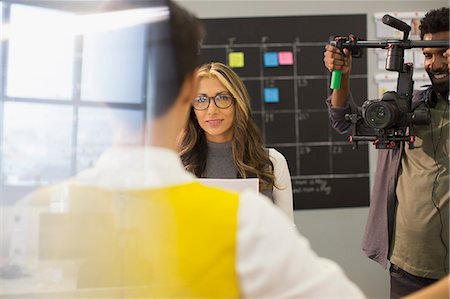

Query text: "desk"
[1, 285, 154, 299]
[0, 261, 157, 298]
[0, 261, 78, 297]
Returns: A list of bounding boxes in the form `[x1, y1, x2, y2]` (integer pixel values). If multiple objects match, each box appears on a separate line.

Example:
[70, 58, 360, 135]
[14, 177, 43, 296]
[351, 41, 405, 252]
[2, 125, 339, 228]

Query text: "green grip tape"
[330, 70, 342, 90]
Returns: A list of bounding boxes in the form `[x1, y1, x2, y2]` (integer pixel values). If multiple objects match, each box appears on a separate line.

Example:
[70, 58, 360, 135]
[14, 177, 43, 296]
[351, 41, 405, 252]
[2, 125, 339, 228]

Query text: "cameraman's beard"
[427, 68, 449, 94]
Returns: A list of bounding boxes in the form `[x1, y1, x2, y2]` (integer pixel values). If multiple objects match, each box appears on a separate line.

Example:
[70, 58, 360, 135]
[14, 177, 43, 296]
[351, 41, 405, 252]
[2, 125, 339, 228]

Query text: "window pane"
[2, 102, 73, 186]
[6, 4, 75, 100]
[80, 25, 146, 103]
[76, 107, 143, 172]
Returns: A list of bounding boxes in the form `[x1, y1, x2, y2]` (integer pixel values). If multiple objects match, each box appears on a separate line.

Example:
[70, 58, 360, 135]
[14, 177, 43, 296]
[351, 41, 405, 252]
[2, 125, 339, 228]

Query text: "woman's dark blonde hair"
[179, 62, 275, 192]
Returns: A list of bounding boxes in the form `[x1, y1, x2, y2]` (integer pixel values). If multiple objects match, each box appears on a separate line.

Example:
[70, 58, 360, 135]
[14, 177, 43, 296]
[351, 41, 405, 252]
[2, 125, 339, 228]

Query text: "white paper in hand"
[198, 178, 259, 194]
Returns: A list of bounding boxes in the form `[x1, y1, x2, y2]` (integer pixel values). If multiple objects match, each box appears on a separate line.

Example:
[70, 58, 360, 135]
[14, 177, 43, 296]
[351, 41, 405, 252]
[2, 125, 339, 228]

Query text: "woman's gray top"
[202, 141, 273, 200]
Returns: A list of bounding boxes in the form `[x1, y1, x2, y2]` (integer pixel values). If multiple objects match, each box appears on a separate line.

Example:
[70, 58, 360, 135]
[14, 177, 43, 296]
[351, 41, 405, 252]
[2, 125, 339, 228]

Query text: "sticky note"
[264, 87, 279, 103]
[228, 52, 245, 68]
[278, 51, 294, 65]
[264, 52, 279, 67]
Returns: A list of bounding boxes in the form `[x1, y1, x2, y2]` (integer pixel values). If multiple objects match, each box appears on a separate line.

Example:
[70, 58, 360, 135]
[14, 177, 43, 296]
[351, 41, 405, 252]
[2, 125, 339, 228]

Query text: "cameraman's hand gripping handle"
[329, 37, 345, 90]
[329, 35, 361, 90]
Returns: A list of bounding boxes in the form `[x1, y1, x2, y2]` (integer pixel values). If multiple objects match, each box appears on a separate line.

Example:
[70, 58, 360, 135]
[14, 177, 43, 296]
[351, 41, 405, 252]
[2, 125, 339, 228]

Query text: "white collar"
[76, 146, 195, 190]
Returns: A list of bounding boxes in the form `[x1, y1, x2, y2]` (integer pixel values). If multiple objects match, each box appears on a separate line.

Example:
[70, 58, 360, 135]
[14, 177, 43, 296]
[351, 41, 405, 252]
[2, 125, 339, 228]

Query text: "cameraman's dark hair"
[419, 7, 449, 40]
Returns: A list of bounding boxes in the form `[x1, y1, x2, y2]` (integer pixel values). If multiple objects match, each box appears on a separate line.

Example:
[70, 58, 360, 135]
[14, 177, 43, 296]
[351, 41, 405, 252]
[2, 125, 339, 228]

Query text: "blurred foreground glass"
[0, 0, 177, 297]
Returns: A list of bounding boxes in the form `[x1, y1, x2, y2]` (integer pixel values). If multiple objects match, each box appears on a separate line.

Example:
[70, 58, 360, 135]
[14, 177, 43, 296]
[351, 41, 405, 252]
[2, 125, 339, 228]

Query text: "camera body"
[359, 92, 430, 149]
[362, 92, 406, 130]
[356, 63, 430, 149]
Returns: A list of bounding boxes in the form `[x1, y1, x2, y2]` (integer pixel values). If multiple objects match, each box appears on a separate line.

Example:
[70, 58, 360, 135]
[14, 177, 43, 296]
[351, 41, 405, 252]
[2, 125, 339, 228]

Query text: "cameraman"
[323, 7, 449, 299]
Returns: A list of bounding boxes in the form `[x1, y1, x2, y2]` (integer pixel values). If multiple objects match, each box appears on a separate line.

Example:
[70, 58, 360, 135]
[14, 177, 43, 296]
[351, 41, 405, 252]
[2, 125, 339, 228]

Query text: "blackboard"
[199, 14, 370, 209]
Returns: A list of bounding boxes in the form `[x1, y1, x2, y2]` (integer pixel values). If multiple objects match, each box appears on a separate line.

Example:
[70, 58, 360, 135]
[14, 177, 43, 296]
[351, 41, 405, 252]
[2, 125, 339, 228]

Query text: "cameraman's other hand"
[323, 44, 352, 75]
[444, 49, 450, 69]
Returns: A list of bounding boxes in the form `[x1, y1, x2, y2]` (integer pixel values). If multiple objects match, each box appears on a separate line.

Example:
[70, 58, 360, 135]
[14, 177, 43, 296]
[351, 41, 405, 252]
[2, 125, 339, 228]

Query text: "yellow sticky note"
[228, 52, 245, 68]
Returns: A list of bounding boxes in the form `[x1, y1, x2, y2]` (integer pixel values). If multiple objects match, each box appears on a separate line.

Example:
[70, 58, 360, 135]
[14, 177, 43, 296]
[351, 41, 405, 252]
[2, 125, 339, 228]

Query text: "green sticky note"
[229, 52, 245, 68]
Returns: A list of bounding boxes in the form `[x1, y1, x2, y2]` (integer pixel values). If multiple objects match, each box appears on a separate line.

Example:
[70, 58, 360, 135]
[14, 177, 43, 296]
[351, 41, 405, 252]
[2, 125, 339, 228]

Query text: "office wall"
[178, 1, 448, 298]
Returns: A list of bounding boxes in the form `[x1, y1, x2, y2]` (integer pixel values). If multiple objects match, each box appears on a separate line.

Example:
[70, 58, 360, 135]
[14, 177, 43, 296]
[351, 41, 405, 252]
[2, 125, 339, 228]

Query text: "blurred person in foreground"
[7, 0, 363, 297]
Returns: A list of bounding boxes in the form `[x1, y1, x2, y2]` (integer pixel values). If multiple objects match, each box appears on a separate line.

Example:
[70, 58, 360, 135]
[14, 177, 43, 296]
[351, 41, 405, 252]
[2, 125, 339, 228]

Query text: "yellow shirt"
[28, 182, 240, 297]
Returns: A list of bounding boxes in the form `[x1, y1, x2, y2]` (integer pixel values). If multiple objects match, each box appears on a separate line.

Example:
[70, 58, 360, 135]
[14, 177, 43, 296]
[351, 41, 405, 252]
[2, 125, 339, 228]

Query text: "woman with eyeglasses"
[179, 62, 294, 221]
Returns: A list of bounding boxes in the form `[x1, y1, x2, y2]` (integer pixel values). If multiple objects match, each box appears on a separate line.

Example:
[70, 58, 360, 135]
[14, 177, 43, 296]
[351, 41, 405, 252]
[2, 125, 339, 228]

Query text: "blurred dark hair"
[149, 0, 204, 116]
[168, 1, 204, 86]
[100, 0, 204, 116]
[419, 7, 449, 39]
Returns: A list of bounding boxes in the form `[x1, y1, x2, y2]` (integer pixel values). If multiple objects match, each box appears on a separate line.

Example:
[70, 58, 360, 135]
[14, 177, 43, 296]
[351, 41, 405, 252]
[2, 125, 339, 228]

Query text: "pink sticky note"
[278, 51, 294, 65]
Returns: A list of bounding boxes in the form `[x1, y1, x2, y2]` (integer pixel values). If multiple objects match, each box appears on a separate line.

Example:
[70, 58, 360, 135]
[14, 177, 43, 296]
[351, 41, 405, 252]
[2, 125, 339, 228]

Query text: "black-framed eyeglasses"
[192, 93, 235, 110]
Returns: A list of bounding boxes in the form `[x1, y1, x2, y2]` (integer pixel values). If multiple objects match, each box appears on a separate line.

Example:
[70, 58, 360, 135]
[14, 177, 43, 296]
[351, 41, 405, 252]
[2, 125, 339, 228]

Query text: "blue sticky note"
[264, 52, 279, 67]
[264, 87, 279, 103]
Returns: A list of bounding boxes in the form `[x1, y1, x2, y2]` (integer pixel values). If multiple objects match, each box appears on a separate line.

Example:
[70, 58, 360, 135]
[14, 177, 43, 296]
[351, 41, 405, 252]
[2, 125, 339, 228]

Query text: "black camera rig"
[331, 14, 449, 149]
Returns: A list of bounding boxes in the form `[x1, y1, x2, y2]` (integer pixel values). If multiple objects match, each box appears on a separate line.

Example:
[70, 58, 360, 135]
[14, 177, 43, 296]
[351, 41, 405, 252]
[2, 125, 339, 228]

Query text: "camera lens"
[364, 101, 396, 129]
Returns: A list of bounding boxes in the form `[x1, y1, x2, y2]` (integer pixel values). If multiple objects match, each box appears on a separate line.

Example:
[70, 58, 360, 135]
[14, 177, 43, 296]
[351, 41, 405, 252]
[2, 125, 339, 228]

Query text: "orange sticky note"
[278, 51, 294, 65]
[229, 52, 245, 68]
